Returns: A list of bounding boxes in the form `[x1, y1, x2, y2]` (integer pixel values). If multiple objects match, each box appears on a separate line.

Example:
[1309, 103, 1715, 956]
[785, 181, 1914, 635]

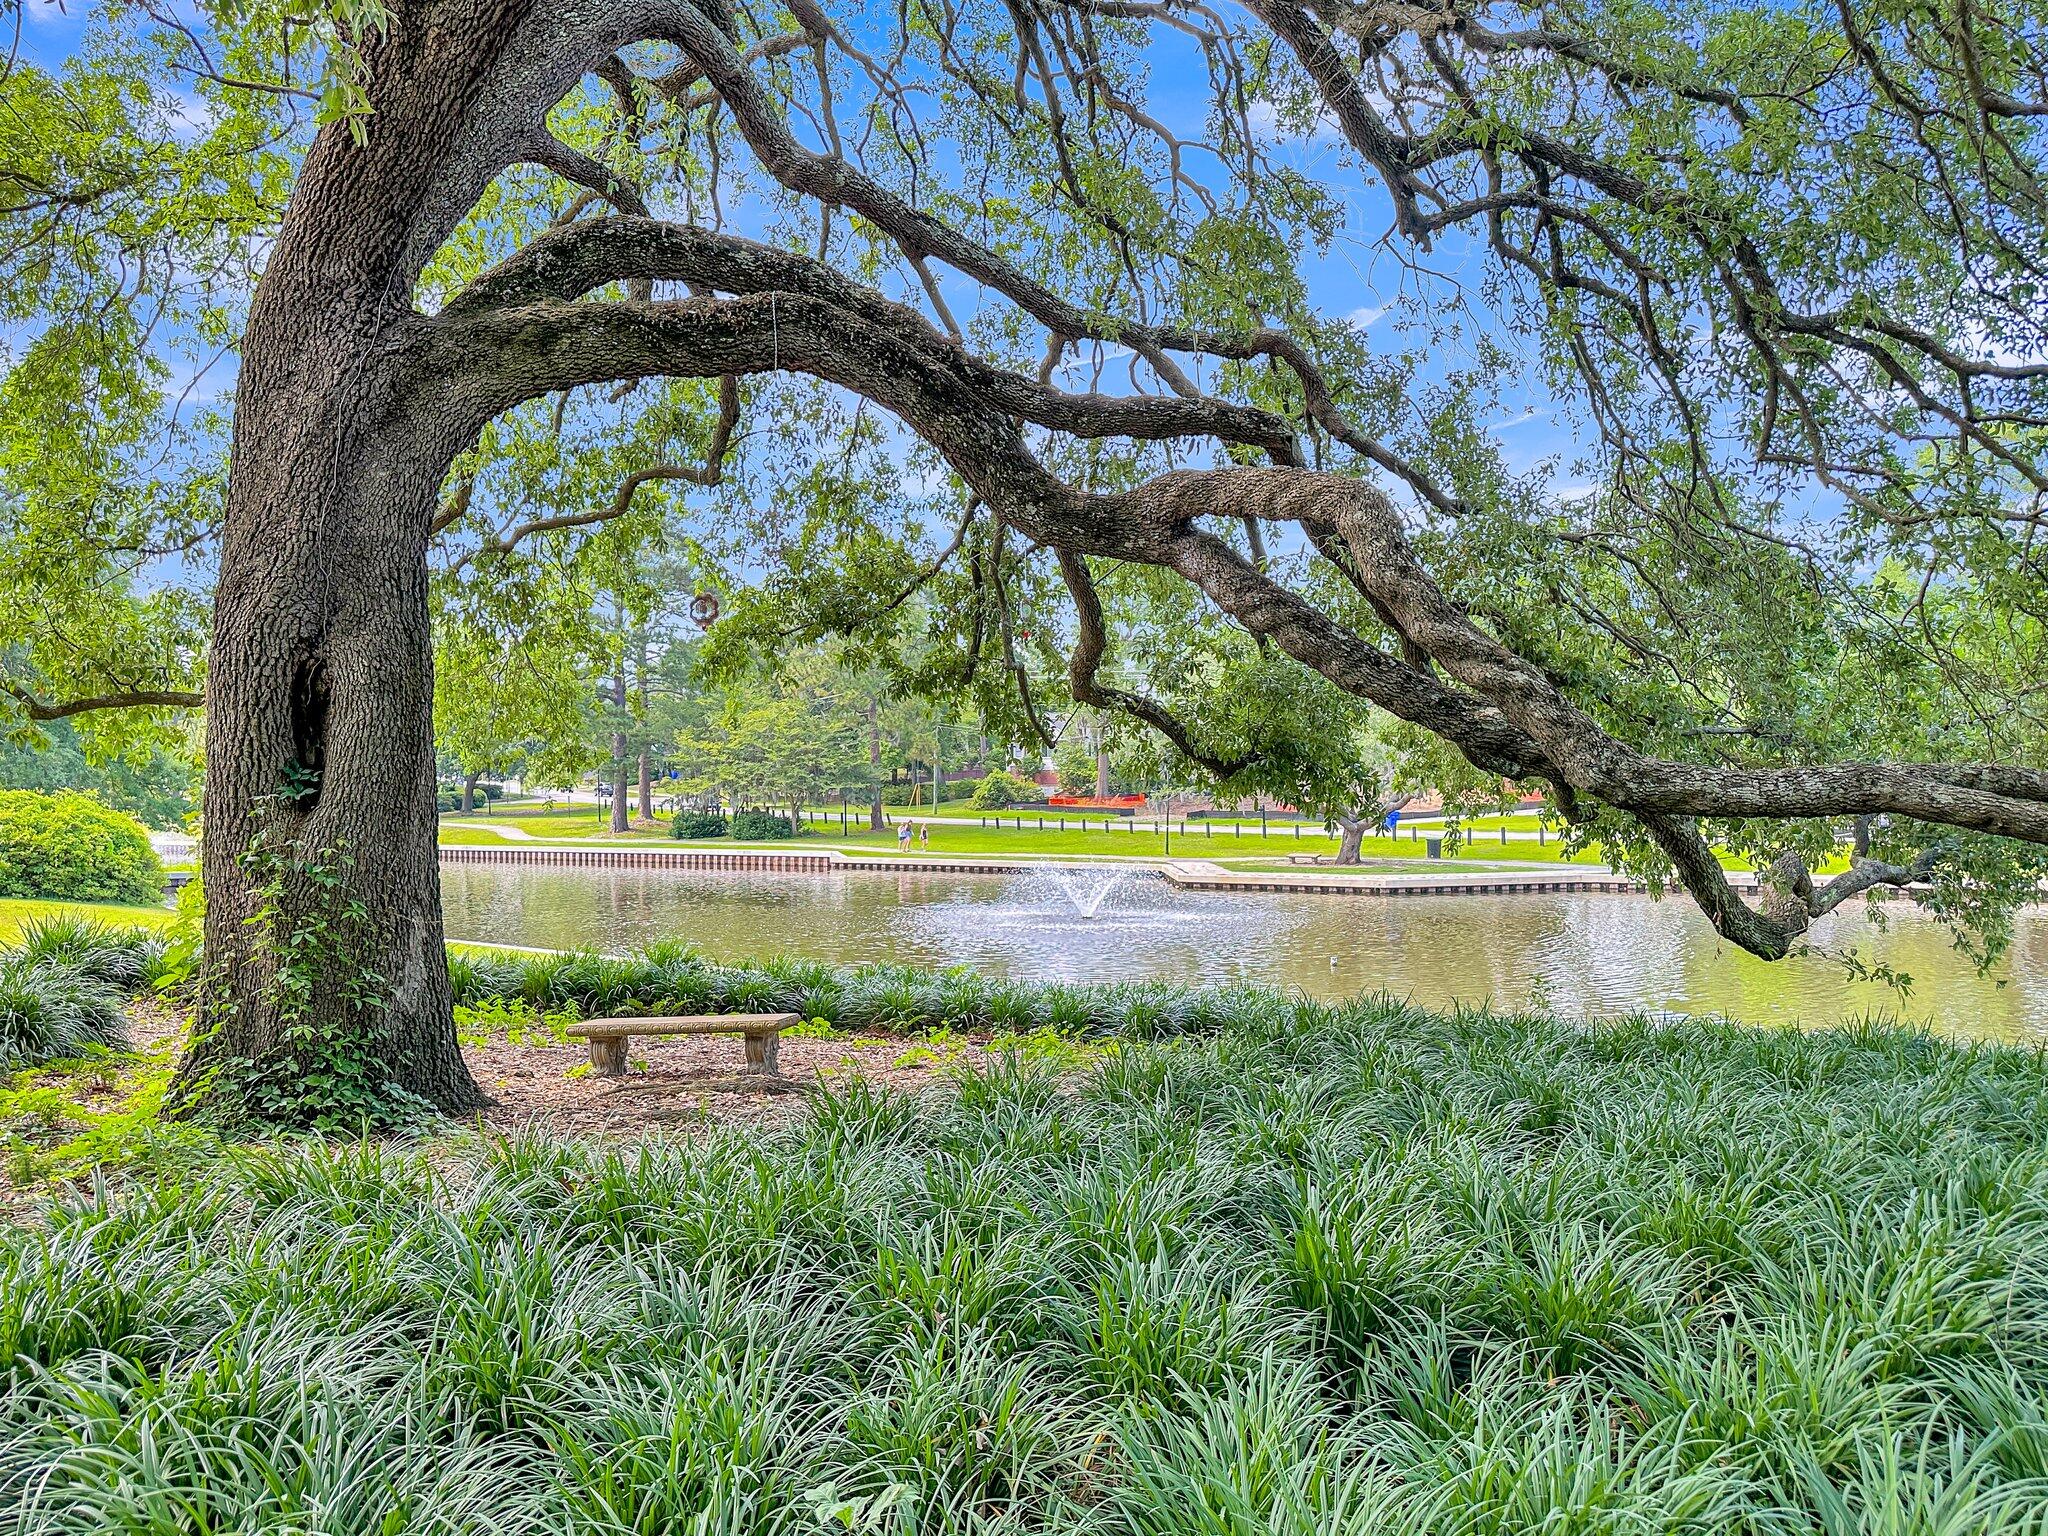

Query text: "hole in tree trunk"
[286, 653, 330, 806]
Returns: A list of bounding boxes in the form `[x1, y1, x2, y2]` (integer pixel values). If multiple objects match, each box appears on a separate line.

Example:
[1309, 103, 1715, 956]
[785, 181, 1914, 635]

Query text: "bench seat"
[565, 1012, 800, 1076]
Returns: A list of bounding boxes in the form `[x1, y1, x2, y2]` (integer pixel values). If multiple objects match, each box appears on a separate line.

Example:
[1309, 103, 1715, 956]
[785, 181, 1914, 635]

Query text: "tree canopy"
[7, 0, 2048, 1011]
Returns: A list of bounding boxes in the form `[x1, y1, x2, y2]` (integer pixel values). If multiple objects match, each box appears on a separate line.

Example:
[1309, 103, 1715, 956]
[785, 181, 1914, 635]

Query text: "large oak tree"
[9, 0, 2048, 1117]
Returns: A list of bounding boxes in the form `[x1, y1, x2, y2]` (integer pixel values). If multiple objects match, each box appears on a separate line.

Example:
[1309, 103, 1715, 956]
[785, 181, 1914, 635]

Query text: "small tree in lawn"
[673, 679, 865, 833]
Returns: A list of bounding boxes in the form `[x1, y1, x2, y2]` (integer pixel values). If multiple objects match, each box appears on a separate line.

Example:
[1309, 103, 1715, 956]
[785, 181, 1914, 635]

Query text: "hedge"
[967, 769, 1041, 810]
[0, 791, 162, 905]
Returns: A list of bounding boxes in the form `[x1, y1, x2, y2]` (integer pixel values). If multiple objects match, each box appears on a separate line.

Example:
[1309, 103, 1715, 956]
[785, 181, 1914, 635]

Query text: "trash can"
[1424, 835, 1443, 860]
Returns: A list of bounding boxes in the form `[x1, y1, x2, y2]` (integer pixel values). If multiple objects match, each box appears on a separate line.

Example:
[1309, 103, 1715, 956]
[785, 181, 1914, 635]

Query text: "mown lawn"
[439, 811, 1606, 864]
[5, 995, 2047, 1532]
[0, 898, 174, 945]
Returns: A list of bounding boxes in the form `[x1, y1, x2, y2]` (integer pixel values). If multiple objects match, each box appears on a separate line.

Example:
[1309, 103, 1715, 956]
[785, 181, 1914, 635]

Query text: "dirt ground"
[463, 1025, 987, 1137]
[26, 1000, 986, 1150]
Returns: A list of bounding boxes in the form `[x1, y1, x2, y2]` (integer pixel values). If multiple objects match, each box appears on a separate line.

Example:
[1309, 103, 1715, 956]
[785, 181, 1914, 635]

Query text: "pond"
[439, 863, 2048, 1041]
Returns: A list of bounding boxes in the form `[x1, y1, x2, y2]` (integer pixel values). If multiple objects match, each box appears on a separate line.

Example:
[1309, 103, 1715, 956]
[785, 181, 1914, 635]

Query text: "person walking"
[898, 820, 914, 852]
[918, 822, 931, 851]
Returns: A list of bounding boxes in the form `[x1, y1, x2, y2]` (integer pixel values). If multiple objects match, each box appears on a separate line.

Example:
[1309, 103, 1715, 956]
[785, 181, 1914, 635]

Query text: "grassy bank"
[5, 987, 2048, 1531]
[439, 813, 1604, 865]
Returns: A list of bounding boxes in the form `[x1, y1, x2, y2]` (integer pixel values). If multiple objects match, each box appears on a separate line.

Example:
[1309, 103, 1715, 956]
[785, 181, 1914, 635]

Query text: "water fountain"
[1043, 864, 1137, 920]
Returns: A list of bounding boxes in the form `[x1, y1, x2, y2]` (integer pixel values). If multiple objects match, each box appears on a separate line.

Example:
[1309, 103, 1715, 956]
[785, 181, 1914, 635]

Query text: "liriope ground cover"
[448, 943, 1310, 1039]
[5, 997, 2048, 1533]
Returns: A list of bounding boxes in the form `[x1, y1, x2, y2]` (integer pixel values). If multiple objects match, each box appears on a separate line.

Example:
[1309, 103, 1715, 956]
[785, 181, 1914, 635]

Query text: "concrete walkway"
[1159, 858, 1762, 896]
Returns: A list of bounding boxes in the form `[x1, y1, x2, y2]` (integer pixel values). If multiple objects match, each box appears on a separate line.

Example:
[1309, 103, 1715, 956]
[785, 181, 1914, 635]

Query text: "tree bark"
[1334, 815, 1367, 865]
[609, 663, 629, 835]
[168, 0, 592, 1121]
[174, 163, 485, 1118]
[867, 699, 884, 831]
[634, 628, 652, 824]
[460, 769, 481, 814]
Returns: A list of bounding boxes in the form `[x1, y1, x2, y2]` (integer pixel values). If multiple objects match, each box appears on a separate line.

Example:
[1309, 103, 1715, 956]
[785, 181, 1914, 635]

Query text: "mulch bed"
[3, 1002, 987, 1213]
[465, 1027, 985, 1138]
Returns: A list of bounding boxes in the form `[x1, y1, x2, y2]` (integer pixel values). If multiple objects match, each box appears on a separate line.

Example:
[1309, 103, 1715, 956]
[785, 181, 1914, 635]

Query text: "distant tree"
[672, 662, 867, 831]
[0, 720, 198, 831]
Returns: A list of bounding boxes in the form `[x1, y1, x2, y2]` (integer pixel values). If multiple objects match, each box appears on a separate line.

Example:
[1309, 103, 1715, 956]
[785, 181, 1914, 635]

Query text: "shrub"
[0, 790, 162, 905]
[152, 878, 205, 995]
[730, 810, 795, 840]
[967, 770, 1040, 810]
[669, 811, 729, 839]
[881, 779, 977, 806]
[0, 955, 126, 1070]
[436, 792, 460, 813]
[477, 783, 505, 802]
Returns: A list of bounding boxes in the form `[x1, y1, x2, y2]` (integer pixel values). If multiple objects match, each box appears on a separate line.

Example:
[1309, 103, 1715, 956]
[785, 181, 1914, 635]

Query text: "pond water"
[439, 863, 2048, 1041]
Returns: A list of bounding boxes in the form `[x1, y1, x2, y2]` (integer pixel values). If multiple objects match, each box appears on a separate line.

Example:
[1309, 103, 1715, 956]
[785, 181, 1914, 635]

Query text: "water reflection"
[439, 864, 2048, 1041]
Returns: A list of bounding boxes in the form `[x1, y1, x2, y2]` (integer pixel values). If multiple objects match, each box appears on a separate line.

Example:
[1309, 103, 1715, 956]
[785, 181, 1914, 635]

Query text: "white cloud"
[1485, 405, 1553, 433]
[1346, 305, 1386, 329]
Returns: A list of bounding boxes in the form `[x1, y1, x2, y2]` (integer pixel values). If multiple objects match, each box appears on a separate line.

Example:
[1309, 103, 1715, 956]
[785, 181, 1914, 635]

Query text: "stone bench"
[564, 1013, 800, 1077]
[1284, 853, 1331, 866]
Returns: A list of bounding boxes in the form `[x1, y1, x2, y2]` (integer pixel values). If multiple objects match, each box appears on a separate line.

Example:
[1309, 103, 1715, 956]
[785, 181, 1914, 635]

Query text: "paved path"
[1159, 858, 1764, 897]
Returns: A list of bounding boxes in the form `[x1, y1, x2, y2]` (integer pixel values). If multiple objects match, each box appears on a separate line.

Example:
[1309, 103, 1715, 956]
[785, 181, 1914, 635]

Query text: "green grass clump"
[6, 1003, 2048, 1531]
[0, 955, 126, 1071]
[8, 916, 166, 993]
[447, 945, 1267, 1041]
[0, 915, 173, 1070]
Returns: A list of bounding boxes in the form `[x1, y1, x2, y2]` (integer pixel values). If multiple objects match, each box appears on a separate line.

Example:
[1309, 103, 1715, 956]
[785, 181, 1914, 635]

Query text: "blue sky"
[10, 0, 1591, 519]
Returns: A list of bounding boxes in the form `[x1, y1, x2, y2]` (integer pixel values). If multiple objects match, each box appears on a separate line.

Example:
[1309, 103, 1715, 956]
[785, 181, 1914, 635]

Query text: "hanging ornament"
[688, 590, 721, 629]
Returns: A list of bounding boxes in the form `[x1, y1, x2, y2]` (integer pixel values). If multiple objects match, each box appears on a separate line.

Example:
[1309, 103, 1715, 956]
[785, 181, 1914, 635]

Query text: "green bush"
[967, 769, 1041, 810]
[881, 780, 975, 806]
[0, 790, 162, 905]
[0, 954, 126, 1069]
[669, 811, 729, 839]
[446, 944, 1232, 1040]
[477, 783, 505, 802]
[153, 878, 204, 995]
[730, 810, 795, 840]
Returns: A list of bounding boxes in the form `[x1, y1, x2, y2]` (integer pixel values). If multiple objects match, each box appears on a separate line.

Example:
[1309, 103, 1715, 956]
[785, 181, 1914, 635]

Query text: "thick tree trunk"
[177, 340, 484, 1120]
[460, 769, 481, 814]
[164, 6, 552, 1121]
[637, 749, 652, 824]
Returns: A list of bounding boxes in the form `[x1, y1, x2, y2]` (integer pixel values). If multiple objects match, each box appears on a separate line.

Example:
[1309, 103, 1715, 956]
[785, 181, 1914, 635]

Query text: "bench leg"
[589, 1037, 628, 1076]
[744, 1031, 780, 1076]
